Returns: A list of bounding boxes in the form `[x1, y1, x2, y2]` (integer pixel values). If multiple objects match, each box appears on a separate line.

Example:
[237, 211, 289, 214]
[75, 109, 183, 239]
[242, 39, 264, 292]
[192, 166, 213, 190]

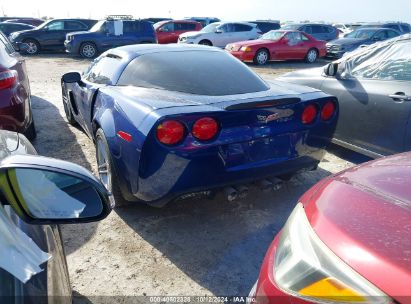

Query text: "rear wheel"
[23, 39, 40, 55]
[199, 39, 212, 46]
[305, 48, 318, 63]
[80, 42, 97, 58]
[95, 128, 128, 207]
[253, 48, 269, 65]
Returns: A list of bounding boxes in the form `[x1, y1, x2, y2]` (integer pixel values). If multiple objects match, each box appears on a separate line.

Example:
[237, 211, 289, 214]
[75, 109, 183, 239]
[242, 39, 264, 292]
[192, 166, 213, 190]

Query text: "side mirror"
[215, 29, 222, 34]
[373, 36, 381, 41]
[323, 62, 339, 77]
[62, 71, 81, 83]
[0, 155, 113, 224]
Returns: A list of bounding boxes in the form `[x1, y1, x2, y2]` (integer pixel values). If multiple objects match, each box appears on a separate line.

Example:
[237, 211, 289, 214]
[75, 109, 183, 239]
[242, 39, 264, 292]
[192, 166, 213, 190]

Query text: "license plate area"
[219, 135, 292, 169]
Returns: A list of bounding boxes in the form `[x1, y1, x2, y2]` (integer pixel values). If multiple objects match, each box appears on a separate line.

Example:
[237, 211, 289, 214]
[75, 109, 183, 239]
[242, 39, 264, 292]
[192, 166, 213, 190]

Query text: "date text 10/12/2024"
[149, 296, 256, 303]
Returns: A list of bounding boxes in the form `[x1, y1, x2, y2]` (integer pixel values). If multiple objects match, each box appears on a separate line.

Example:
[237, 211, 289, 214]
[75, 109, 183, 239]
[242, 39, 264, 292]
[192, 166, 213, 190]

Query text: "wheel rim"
[96, 137, 112, 192]
[257, 51, 268, 64]
[307, 50, 317, 62]
[82, 44, 96, 58]
[26, 42, 38, 54]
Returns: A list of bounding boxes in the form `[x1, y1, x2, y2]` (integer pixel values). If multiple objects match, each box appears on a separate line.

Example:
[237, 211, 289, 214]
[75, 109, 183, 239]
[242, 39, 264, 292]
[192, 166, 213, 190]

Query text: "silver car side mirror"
[0, 155, 113, 225]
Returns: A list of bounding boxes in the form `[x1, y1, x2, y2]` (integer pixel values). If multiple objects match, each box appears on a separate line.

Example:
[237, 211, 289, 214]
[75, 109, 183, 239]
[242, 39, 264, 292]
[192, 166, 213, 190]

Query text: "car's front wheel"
[80, 42, 97, 58]
[199, 39, 212, 46]
[305, 48, 318, 63]
[253, 49, 269, 65]
[23, 39, 40, 55]
[95, 128, 128, 207]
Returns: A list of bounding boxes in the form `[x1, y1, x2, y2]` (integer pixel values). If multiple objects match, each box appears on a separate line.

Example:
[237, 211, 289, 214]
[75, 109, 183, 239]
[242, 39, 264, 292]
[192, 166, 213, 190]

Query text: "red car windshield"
[261, 31, 285, 41]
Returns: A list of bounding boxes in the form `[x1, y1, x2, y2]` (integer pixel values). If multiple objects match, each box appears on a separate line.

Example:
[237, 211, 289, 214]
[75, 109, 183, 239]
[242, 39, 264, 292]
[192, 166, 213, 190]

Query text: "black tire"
[80, 42, 97, 58]
[305, 48, 318, 63]
[61, 82, 77, 125]
[24, 120, 37, 140]
[199, 39, 212, 46]
[23, 39, 40, 55]
[95, 128, 129, 207]
[253, 48, 269, 65]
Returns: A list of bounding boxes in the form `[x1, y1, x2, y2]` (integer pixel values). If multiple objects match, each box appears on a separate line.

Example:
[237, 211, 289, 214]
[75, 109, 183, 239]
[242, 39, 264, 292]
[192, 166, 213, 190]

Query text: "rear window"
[234, 24, 253, 32]
[175, 22, 197, 31]
[257, 22, 280, 32]
[123, 21, 141, 33]
[117, 50, 269, 96]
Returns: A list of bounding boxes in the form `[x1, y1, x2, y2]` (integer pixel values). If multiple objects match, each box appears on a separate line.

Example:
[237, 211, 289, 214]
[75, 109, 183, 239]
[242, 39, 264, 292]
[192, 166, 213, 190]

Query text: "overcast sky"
[1, 0, 410, 23]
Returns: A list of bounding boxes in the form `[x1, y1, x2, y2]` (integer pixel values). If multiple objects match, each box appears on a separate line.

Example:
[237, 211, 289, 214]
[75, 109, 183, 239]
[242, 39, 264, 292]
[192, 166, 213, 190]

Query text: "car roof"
[248, 20, 280, 23]
[165, 19, 200, 23]
[107, 44, 223, 61]
[356, 27, 397, 31]
[0, 22, 34, 27]
[218, 21, 257, 26]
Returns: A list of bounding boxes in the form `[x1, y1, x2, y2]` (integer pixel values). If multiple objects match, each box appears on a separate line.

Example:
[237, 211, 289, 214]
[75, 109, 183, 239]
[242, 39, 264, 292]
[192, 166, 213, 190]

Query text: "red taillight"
[157, 120, 185, 145]
[0, 70, 17, 90]
[301, 104, 318, 124]
[321, 101, 335, 121]
[192, 117, 219, 141]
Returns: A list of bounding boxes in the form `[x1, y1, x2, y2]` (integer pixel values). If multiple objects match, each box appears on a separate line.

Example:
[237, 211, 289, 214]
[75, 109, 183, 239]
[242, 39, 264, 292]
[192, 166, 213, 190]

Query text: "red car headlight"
[240, 46, 252, 52]
[274, 203, 391, 303]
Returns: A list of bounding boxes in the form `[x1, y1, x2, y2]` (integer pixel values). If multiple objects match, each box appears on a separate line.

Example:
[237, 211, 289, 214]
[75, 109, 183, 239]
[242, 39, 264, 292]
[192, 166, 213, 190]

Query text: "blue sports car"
[61, 44, 338, 207]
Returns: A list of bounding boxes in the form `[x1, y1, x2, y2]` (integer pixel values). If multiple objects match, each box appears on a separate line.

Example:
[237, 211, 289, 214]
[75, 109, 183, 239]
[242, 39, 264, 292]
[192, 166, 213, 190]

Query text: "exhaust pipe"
[224, 187, 238, 202]
[269, 177, 284, 191]
[236, 185, 249, 199]
[258, 179, 273, 192]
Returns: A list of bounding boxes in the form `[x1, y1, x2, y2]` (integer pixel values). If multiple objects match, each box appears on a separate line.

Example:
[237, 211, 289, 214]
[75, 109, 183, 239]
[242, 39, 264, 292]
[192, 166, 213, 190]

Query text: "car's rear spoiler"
[225, 97, 300, 110]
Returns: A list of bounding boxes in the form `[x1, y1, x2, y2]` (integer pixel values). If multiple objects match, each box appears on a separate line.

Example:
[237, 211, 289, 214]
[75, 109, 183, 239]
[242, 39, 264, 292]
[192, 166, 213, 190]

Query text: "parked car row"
[9, 18, 98, 54]
[0, 16, 410, 304]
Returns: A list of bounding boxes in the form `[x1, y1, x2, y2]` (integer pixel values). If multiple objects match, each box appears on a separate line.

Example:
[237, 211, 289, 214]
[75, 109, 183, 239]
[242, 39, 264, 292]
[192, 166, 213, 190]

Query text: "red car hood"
[303, 153, 411, 302]
[231, 39, 274, 47]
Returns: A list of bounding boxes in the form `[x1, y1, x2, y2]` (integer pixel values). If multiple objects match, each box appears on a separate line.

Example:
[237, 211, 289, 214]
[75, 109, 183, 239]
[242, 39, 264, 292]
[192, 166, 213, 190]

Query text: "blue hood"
[328, 37, 369, 46]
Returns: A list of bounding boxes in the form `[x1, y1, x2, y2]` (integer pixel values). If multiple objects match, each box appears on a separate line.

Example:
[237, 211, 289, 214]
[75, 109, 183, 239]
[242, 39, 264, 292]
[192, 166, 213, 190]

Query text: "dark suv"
[358, 22, 410, 34]
[281, 23, 338, 41]
[65, 16, 156, 58]
[9, 18, 97, 55]
[248, 20, 280, 33]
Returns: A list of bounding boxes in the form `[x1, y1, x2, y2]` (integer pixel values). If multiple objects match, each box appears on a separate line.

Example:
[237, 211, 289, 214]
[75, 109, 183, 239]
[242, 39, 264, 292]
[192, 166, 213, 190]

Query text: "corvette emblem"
[257, 109, 294, 123]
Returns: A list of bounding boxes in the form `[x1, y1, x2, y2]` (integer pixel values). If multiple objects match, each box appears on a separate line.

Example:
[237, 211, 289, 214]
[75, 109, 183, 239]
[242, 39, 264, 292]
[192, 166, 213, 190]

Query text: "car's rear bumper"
[121, 127, 332, 207]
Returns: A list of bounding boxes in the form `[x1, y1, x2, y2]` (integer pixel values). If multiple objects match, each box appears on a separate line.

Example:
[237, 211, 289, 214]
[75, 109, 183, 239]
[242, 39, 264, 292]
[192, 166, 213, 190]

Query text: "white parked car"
[178, 22, 261, 48]
[333, 23, 353, 37]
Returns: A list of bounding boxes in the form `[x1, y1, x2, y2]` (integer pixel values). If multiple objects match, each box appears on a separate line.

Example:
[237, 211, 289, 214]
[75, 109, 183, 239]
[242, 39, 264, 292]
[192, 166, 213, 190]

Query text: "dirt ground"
[26, 53, 368, 302]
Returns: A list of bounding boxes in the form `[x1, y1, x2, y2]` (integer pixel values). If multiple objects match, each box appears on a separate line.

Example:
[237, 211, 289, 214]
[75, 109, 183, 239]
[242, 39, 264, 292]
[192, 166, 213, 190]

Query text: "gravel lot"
[26, 53, 368, 302]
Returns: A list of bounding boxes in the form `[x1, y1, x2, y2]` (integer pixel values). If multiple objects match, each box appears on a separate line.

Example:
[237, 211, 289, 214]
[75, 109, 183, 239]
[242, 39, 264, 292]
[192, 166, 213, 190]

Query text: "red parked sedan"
[251, 152, 411, 304]
[0, 31, 35, 139]
[154, 20, 202, 44]
[226, 30, 326, 65]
